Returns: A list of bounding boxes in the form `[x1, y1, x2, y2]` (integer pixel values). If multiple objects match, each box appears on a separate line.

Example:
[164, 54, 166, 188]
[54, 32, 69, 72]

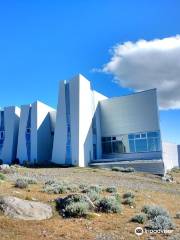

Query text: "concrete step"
[89, 160, 165, 175]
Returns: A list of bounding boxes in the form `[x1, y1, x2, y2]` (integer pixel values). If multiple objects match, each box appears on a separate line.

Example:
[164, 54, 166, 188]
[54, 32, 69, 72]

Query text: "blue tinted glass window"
[147, 131, 159, 138]
[135, 139, 148, 152]
[135, 134, 140, 139]
[141, 133, 146, 138]
[128, 134, 134, 140]
[102, 142, 112, 154]
[129, 140, 135, 152]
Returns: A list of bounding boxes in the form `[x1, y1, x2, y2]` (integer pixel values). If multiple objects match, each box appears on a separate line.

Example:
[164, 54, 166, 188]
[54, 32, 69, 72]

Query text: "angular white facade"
[0, 106, 20, 164]
[52, 74, 106, 167]
[52, 74, 165, 174]
[17, 101, 56, 165]
[0, 73, 179, 175]
[162, 142, 180, 171]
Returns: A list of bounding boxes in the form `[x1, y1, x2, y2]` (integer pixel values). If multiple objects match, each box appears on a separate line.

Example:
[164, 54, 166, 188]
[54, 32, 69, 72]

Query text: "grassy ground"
[0, 167, 180, 240]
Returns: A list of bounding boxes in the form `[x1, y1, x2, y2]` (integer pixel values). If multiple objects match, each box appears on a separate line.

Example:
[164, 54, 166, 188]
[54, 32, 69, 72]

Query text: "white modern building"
[0, 73, 179, 175]
[17, 101, 56, 166]
[52, 74, 165, 174]
[162, 142, 180, 172]
[0, 106, 20, 164]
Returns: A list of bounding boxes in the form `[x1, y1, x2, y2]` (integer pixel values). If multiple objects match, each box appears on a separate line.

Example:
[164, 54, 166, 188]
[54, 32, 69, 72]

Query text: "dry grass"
[0, 167, 179, 240]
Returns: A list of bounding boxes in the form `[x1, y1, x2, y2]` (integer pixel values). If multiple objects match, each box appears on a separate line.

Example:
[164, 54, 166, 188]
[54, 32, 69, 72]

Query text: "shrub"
[66, 184, 79, 192]
[44, 183, 68, 194]
[0, 173, 5, 181]
[111, 167, 135, 172]
[147, 215, 175, 230]
[112, 167, 125, 172]
[123, 197, 134, 206]
[113, 193, 121, 203]
[15, 178, 28, 189]
[142, 205, 170, 220]
[79, 183, 88, 190]
[56, 194, 91, 218]
[141, 205, 151, 214]
[64, 201, 89, 218]
[123, 192, 135, 199]
[168, 234, 180, 240]
[44, 181, 79, 194]
[96, 196, 121, 213]
[87, 190, 100, 202]
[24, 177, 37, 184]
[82, 185, 102, 193]
[105, 186, 117, 193]
[123, 167, 135, 173]
[131, 214, 146, 224]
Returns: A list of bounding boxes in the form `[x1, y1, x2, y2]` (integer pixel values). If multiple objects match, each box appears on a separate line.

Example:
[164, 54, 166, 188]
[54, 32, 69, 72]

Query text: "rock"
[0, 196, 53, 220]
[0, 164, 10, 170]
[162, 174, 174, 183]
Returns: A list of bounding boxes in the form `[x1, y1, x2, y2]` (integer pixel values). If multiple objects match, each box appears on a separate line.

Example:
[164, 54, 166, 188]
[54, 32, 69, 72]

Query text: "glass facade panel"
[135, 139, 148, 152]
[102, 142, 112, 154]
[129, 140, 135, 152]
[112, 141, 126, 153]
[102, 131, 161, 155]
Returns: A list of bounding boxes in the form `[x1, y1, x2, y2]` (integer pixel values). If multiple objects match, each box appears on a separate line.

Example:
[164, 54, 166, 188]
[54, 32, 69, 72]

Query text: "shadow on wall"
[37, 113, 54, 166]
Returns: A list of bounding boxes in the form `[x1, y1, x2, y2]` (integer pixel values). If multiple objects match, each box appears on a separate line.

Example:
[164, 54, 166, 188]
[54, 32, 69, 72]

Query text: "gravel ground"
[5, 167, 180, 195]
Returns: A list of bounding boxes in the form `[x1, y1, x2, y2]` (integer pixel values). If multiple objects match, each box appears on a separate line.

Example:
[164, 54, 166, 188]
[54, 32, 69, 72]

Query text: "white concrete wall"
[17, 101, 55, 165]
[162, 142, 179, 171]
[17, 105, 31, 164]
[100, 89, 160, 136]
[52, 74, 108, 167]
[0, 106, 20, 164]
[52, 81, 67, 164]
[36, 101, 56, 165]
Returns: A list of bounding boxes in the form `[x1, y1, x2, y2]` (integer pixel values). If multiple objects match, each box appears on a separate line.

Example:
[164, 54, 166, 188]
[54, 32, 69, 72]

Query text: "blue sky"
[0, 0, 180, 143]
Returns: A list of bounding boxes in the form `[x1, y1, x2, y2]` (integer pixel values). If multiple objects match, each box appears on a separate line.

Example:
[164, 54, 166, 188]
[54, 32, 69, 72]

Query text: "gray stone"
[0, 196, 53, 220]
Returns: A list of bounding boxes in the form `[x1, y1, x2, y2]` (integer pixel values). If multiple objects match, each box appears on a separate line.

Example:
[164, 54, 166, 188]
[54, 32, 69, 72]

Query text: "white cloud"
[102, 35, 180, 109]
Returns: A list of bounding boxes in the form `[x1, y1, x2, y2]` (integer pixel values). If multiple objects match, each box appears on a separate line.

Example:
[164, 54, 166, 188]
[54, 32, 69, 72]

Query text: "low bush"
[113, 193, 121, 203]
[64, 201, 89, 218]
[87, 190, 100, 202]
[111, 166, 135, 172]
[141, 205, 175, 230]
[122, 197, 134, 206]
[105, 186, 117, 193]
[15, 178, 28, 189]
[148, 215, 175, 230]
[142, 205, 170, 220]
[168, 234, 180, 240]
[0, 173, 5, 181]
[79, 183, 88, 190]
[44, 183, 68, 194]
[24, 177, 37, 184]
[131, 214, 146, 224]
[44, 181, 79, 194]
[82, 185, 102, 194]
[96, 196, 122, 213]
[123, 192, 135, 199]
[56, 194, 91, 218]
[111, 167, 125, 172]
[123, 167, 135, 173]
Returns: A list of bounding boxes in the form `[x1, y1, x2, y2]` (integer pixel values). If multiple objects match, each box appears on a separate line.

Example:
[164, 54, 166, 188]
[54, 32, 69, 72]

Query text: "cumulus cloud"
[102, 35, 180, 109]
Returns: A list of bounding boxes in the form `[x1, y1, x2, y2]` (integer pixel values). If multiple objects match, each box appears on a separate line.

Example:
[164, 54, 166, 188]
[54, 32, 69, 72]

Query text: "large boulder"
[0, 196, 53, 220]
